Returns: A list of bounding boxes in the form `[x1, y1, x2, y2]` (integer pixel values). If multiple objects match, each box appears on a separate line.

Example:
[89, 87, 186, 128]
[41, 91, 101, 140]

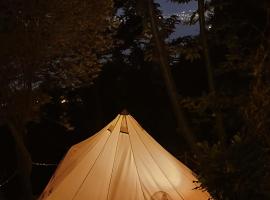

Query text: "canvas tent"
[39, 113, 211, 200]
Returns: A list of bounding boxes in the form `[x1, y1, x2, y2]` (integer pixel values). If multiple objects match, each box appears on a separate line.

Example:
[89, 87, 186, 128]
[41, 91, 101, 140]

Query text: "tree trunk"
[146, 0, 197, 151]
[8, 122, 33, 200]
[198, 0, 225, 143]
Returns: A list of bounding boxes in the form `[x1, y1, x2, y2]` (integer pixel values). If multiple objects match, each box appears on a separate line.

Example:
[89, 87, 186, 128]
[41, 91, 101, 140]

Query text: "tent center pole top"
[121, 109, 129, 115]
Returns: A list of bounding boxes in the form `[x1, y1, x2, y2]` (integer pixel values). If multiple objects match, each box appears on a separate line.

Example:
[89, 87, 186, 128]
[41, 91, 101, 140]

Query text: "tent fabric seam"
[127, 129, 147, 200]
[129, 116, 186, 200]
[106, 127, 121, 200]
[142, 128, 200, 184]
[130, 116, 199, 189]
[108, 115, 120, 132]
[140, 128, 203, 192]
[71, 116, 121, 200]
[39, 114, 211, 200]
[44, 123, 111, 199]
[71, 134, 111, 200]
[130, 115, 210, 199]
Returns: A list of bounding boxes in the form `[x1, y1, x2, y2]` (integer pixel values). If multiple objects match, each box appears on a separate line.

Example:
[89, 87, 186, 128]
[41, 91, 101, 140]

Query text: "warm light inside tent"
[39, 114, 211, 200]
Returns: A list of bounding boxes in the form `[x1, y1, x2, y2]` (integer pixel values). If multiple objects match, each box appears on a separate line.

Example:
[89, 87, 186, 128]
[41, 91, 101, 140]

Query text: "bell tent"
[39, 113, 211, 200]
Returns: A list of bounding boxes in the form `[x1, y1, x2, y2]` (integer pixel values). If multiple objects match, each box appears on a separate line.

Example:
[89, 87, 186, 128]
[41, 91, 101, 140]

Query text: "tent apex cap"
[120, 109, 129, 115]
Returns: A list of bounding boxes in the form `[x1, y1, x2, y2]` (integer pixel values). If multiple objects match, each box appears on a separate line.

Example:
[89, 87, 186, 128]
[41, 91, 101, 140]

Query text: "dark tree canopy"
[1, 0, 270, 200]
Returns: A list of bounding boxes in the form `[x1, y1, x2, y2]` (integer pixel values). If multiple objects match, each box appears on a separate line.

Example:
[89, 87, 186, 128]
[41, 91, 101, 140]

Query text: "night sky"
[156, 0, 199, 37]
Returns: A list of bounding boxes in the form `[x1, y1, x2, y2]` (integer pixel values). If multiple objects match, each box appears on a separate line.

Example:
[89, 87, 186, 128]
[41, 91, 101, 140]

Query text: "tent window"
[107, 125, 114, 132]
[120, 127, 129, 134]
[120, 116, 129, 134]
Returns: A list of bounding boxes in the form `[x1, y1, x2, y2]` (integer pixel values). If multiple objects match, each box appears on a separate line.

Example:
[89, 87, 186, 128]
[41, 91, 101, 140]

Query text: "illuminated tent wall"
[39, 113, 211, 200]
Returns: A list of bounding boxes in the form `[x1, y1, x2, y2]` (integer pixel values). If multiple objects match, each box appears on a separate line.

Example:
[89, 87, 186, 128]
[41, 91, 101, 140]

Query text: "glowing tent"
[39, 113, 211, 200]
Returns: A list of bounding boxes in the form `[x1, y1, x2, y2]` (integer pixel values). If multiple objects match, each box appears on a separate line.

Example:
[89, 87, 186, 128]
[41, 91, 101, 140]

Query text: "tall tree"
[135, 0, 197, 150]
[195, 0, 270, 199]
[198, 0, 226, 143]
[0, 0, 114, 199]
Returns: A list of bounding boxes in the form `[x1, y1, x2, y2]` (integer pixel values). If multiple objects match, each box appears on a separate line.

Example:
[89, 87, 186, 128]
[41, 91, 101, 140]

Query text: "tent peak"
[39, 114, 212, 200]
[120, 109, 129, 115]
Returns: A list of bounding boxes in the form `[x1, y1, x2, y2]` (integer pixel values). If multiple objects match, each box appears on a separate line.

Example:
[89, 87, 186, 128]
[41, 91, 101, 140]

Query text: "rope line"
[0, 170, 17, 189]
[32, 162, 57, 166]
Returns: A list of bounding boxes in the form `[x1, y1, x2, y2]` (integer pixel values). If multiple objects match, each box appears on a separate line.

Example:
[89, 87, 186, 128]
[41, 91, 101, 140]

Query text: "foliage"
[0, 0, 114, 126]
[107, 5, 270, 199]
[1, 0, 270, 199]
[0, 1, 114, 199]
[173, 0, 270, 199]
[197, 134, 270, 200]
